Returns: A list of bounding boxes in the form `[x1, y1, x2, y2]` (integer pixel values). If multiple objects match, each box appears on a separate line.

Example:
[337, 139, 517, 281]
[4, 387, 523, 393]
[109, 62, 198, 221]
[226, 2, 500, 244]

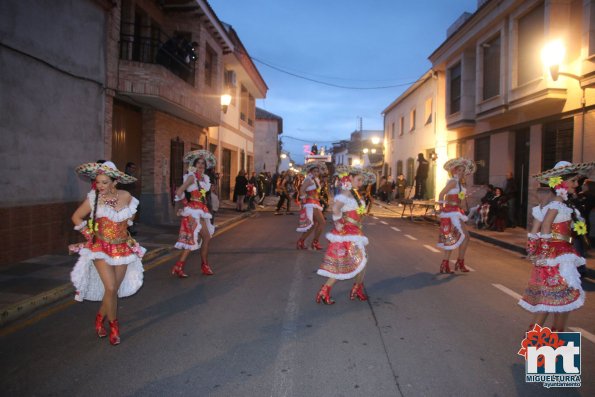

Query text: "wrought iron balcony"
[119, 22, 197, 85]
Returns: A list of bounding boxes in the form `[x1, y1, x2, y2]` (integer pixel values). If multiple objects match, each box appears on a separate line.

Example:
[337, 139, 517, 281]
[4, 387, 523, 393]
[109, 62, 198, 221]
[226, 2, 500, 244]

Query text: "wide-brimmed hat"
[443, 157, 476, 175]
[75, 161, 136, 184]
[362, 169, 377, 185]
[183, 149, 216, 169]
[305, 161, 328, 174]
[533, 161, 595, 184]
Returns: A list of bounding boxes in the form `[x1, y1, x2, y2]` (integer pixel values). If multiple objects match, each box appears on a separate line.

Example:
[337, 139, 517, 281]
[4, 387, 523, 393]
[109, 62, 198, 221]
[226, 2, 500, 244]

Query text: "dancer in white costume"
[436, 158, 476, 274]
[70, 161, 145, 345]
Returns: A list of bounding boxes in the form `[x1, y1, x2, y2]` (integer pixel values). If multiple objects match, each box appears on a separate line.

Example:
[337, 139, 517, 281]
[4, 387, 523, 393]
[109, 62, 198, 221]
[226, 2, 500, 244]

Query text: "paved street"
[1, 209, 594, 396]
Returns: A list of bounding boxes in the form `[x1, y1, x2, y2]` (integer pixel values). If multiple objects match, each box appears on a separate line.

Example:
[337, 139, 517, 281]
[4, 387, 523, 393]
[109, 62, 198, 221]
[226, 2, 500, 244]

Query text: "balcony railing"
[119, 22, 197, 85]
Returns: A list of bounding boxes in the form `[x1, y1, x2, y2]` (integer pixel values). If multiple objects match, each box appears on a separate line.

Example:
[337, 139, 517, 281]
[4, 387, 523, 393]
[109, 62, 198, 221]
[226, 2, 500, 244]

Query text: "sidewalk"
[0, 205, 253, 327]
[374, 200, 595, 270]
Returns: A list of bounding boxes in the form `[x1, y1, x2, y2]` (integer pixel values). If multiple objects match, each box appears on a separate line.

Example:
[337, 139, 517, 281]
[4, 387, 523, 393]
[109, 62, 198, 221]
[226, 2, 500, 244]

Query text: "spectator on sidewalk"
[504, 172, 517, 228]
[489, 187, 508, 232]
[271, 172, 280, 196]
[233, 170, 248, 212]
[275, 171, 294, 215]
[256, 172, 267, 208]
[378, 177, 393, 204]
[414, 153, 429, 199]
[395, 174, 406, 204]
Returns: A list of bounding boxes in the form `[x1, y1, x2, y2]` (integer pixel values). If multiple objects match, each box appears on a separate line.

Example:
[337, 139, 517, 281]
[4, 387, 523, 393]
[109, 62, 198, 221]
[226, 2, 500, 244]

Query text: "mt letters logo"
[518, 325, 581, 388]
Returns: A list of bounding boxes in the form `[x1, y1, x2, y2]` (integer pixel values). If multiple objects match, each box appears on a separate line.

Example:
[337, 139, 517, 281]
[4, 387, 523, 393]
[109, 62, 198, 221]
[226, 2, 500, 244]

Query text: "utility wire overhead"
[249, 55, 421, 90]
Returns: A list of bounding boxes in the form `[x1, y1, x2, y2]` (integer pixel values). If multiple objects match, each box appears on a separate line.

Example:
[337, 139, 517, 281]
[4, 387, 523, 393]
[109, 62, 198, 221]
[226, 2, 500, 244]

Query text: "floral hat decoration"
[183, 149, 216, 170]
[75, 161, 136, 184]
[334, 165, 362, 190]
[533, 160, 595, 201]
[443, 157, 477, 175]
[305, 161, 328, 174]
[362, 168, 377, 186]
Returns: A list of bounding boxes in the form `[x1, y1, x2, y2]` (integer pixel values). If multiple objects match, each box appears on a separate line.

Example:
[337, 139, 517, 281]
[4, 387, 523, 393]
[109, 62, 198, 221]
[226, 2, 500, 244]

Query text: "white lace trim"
[86, 190, 139, 222]
[70, 250, 144, 302]
[437, 211, 467, 251]
[183, 173, 211, 193]
[302, 203, 323, 211]
[325, 233, 369, 246]
[316, 241, 367, 280]
[518, 291, 585, 313]
[334, 194, 359, 212]
[531, 205, 545, 222]
[446, 178, 466, 195]
[544, 201, 573, 223]
[175, 214, 215, 251]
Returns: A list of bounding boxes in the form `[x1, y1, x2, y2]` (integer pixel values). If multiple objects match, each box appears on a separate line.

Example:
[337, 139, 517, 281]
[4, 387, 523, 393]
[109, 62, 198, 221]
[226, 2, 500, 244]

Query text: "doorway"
[112, 100, 142, 196]
[221, 148, 232, 200]
[514, 128, 530, 228]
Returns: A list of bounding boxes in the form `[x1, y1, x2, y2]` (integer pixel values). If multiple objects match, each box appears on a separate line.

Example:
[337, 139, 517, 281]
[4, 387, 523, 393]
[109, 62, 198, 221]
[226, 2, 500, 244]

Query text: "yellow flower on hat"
[548, 176, 563, 188]
[573, 221, 587, 236]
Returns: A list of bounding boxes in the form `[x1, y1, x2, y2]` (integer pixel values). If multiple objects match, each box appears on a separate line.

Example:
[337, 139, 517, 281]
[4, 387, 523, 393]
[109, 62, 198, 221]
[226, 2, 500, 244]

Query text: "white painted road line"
[373, 216, 378, 220]
[464, 265, 476, 272]
[391, 227, 401, 232]
[404, 234, 417, 240]
[380, 221, 388, 225]
[423, 244, 440, 253]
[568, 327, 595, 344]
[492, 283, 522, 300]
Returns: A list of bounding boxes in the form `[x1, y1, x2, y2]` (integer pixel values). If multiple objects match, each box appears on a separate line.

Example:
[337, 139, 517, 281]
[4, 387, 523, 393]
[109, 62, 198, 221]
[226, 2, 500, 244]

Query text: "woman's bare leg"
[94, 260, 118, 320]
[199, 218, 211, 263]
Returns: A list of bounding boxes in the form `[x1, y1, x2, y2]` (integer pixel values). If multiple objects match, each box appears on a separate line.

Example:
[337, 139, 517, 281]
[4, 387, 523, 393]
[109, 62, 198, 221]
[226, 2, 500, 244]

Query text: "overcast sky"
[209, 0, 479, 163]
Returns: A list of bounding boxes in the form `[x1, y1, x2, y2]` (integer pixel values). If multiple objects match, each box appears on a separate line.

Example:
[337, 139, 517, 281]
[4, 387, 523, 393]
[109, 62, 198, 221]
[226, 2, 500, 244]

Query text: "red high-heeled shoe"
[315, 285, 335, 305]
[296, 238, 306, 250]
[109, 319, 120, 346]
[349, 283, 368, 301]
[201, 261, 214, 276]
[440, 260, 453, 274]
[171, 261, 189, 278]
[454, 259, 469, 272]
[95, 312, 107, 338]
[311, 239, 323, 250]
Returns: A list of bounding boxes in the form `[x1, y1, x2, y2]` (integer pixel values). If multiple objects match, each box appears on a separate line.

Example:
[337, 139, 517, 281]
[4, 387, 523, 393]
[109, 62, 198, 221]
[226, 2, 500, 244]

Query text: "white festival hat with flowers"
[443, 157, 477, 175]
[305, 161, 328, 174]
[362, 168, 377, 185]
[533, 161, 595, 184]
[534, 161, 595, 201]
[75, 161, 136, 184]
[334, 165, 362, 190]
[183, 149, 216, 169]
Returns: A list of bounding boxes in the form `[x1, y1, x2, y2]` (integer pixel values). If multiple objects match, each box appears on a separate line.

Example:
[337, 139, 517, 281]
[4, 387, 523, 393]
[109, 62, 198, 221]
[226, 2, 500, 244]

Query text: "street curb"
[468, 231, 526, 255]
[375, 202, 528, 254]
[0, 247, 171, 328]
[0, 213, 252, 328]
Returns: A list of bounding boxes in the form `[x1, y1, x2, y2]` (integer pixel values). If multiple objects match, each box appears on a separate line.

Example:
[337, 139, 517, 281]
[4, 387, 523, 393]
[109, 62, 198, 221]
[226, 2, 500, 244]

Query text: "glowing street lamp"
[220, 94, 232, 113]
[542, 40, 566, 81]
[280, 153, 287, 159]
[289, 162, 293, 167]
[371, 148, 377, 154]
[362, 148, 369, 154]
[371, 136, 380, 145]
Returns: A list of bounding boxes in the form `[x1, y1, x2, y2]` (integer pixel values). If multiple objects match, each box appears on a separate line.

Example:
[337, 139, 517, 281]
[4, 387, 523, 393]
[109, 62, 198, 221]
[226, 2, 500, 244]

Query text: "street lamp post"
[542, 40, 589, 161]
